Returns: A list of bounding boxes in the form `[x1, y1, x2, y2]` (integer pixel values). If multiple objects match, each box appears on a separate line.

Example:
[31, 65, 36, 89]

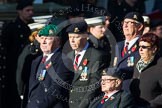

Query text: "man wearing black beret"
[114, 12, 144, 92]
[88, 67, 135, 108]
[67, 20, 108, 108]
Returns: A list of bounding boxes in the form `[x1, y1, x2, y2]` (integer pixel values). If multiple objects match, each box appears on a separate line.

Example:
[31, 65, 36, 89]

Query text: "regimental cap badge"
[133, 15, 137, 20]
[49, 30, 54, 35]
[74, 27, 80, 33]
[102, 69, 107, 75]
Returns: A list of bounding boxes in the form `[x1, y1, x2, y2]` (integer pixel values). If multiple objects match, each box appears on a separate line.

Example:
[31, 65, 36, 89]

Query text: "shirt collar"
[106, 90, 119, 98]
[43, 47, 60, 62]
[125, 36, 139, 50]
[74, 42, 89, 66]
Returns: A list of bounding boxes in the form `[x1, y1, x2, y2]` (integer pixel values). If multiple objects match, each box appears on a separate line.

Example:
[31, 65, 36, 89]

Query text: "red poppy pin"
[46, 62, 52, 69]
[83, 59, 88, 66]
[131, 45, 137, 52]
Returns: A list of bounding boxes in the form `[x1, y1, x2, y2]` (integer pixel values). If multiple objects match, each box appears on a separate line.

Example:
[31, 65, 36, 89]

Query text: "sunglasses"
[139, 45, 151, 49]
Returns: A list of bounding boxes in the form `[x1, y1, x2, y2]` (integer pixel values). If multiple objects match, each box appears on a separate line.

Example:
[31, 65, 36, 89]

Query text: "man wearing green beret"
[27, 24, 74, 108]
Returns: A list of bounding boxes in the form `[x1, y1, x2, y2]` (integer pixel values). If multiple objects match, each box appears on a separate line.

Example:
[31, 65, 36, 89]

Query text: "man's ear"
[152, 46, 158, 54]
[115, 79, 122, 87]
[138, 24, 144, 31]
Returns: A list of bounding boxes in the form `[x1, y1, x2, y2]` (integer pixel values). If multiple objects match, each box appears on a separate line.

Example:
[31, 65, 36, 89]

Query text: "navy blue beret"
[66, 21, 88, 34]
[124, 12, 144, 24]
[102, 67, 128, 80]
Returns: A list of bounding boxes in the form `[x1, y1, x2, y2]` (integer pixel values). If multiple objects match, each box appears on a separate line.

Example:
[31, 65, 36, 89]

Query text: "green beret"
[38, 24, 58, 37]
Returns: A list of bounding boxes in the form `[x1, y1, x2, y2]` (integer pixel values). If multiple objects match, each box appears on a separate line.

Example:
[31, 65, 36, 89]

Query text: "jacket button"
[45, 88, 47, 92]
[36, 100, 40, 103]
[70, 101, 73, 103]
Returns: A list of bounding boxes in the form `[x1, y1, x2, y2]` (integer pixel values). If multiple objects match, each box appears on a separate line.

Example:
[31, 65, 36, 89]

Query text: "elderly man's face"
[101, 75, 119, 93]
[68, 33, 88, 52]
[122, 18, 143, 41]
[39, 36, 60, 54]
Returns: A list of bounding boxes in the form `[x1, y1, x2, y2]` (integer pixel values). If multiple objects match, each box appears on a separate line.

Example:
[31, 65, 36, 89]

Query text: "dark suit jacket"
[88, 34, 111, 67]
[88, 90, 135, 108]
[68, 45, 108, 108]
[27, 49, 74, 108]
[115, 40, 140, 79]
[131, 55, 162, 108]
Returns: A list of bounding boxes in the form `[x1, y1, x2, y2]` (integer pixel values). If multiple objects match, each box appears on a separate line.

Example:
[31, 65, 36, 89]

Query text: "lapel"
[117, 40, 139, 66]
[28, 56, 42, 96]
[45, 51, 60, 78]
[102, 91, 122, 108]
[118, 41, 124, 59]
[68, 50, 75, 61]
[90, 95, 103, 108]
[29, 49, 61, 96]
[139, 54, 159, 73]
[72, 47, 92, 83]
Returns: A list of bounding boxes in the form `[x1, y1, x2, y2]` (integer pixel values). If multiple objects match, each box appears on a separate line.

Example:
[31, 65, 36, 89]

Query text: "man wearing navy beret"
[67, 20, 108, 108]
[26, 24, 74, 108]
[114, 12, 144, 91]
[89, 67, 135, 108]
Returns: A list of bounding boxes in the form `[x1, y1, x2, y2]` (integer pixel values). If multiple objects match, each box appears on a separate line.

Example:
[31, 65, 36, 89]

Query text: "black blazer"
[115, 40, 140, 79]
[89, 90, 135, 108]
[131, 55, 162, 108]
[27, 49, 74, 108]
[68, 45, 108, 108]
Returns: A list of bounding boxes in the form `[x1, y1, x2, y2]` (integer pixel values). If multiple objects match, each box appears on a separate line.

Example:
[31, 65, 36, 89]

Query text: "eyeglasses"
[101, 79, 117, 83]
[139, 45, 151, 49]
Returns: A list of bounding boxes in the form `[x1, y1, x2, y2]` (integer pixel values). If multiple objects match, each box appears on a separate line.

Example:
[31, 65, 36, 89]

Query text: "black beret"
[124, 12, 144, 24]
[66, 20, 88, 34]
[16, 0, 33, 10]
[102, 67, 127, 80]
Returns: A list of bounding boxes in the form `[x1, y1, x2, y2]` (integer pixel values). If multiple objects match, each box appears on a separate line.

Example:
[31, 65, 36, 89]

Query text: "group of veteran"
[26, 12, 162, 108]
[113, 12, 162, 108]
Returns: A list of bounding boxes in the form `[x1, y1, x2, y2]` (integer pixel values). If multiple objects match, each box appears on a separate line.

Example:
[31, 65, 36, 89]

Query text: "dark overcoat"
[68, 45, 108, 108]
[131, 55, 162, 108]
[27, 49, 74, 108]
